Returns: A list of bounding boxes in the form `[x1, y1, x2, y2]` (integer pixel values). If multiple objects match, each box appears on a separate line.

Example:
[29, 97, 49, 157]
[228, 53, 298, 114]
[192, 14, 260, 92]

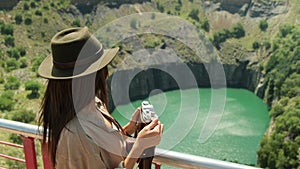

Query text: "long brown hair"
[39, 66, 110, 165]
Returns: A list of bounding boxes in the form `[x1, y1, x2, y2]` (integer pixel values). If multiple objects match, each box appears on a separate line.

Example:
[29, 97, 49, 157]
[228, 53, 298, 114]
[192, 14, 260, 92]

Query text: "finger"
[160, 124, 164, 136]
[131, 107, 141, 122]
[146, 118, 158, 130]
[152, 123, 161, 134]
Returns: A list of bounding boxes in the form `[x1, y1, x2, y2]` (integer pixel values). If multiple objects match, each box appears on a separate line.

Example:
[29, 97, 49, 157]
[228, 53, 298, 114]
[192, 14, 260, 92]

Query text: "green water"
[112, 88, 269, 166]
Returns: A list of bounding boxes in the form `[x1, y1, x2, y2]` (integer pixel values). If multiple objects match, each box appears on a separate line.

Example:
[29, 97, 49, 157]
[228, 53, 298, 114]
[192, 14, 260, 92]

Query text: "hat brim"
[38, 47, 119, 79]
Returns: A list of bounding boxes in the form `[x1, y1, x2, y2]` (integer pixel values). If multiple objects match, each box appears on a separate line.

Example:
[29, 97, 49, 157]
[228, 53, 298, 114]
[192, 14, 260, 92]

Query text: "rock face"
[203, 0, 288, 17]
[248, 1, 288, 18]
[218, 0, 251, 16]
[0, 0, 19, 10]
[107, 61, 264, 110]
[70, 0, 99, 14]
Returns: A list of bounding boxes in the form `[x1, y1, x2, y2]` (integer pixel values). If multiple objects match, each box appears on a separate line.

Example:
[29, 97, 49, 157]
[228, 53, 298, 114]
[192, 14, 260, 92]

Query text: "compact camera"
[140, 101, 158, 124]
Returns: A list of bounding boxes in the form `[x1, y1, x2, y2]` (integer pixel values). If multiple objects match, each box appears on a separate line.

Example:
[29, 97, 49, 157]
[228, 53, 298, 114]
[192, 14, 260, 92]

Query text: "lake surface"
[112, 88, 270, 166]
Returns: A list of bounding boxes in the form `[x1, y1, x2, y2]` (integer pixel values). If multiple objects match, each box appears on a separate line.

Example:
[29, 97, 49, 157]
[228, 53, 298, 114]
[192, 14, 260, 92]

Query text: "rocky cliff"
[0, 0, 19, 10]
[203, 0, 288, 17]
[107, 61, 264, 110]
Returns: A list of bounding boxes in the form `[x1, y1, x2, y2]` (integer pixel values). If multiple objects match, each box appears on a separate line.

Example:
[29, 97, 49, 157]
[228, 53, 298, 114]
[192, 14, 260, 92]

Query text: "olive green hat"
[38, 27, 119, 79]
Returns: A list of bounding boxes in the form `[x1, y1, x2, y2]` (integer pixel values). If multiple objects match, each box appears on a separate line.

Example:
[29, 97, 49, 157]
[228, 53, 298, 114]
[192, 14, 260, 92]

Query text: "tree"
[259, 19, 268, 31]
[25, 80, 42, 99]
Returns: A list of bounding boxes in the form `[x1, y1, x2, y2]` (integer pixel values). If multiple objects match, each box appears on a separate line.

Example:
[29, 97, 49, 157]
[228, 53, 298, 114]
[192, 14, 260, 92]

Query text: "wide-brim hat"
[38, 27, 119, 79]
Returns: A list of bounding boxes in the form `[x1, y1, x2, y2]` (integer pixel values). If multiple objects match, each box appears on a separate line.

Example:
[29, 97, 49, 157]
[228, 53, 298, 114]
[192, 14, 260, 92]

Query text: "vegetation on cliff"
[257, 25, 300, 169]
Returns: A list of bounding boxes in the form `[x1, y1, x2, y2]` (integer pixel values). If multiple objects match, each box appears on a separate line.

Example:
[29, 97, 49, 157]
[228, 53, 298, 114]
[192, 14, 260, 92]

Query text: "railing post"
[154, 163, 161, 169]
[41, 141, 54, 169]
[22, 136, 38, 169]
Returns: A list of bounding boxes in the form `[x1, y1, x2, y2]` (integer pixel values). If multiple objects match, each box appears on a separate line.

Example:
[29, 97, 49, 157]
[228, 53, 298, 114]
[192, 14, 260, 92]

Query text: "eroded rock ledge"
[107, 61, 265, 110]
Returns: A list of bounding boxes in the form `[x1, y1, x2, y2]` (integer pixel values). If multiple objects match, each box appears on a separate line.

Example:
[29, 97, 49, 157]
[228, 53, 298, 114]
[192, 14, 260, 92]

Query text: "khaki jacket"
[55, 108, 127, 169]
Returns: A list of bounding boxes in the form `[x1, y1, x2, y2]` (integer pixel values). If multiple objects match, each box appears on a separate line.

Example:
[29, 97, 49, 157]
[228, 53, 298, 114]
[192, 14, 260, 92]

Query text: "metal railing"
[0, 118, 261, 169]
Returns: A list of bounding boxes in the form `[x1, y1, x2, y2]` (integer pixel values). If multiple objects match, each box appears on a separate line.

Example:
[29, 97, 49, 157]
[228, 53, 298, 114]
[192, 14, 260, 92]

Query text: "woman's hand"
[123, 107, 141, 135]
[136, 118, 164, 149]
[123, 118, 164, 168]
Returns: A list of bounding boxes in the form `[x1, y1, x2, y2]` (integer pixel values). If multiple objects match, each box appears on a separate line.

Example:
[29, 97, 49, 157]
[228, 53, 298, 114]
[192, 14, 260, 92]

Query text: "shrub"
[35, 10, 42, 16]
[30, 2, 36, 8]
[25, 80, 41, 99]
[15, 14, 23, 24]
[43, 5, 49, 10]
[4, 76, 20, 90]
[1, 90, 14, 100]
[130, 19, 137, 29]
[19, 57, 28, 68]
[156, 2, 164, 13]
[24, 17, 32, 25]
[151, 13, 156, 20]
[9, 134, 22, 144]
[11, 109, 35, 123]
[7, 48, 20, 60]
[43, 18, 48, 24]
[0, 97, 14, 111]
[0, 90, 14, 111]
[264, 40, 271, 50]
[72, 18, 81, 27]
[4, 35, 15, 47]
[253, 41, 260, 50]
[5, 58, 19, 72]
[175, 4, 181, 11]
[259, 19, 268, 31]
[201, 19, 210, 32]
[230, 23, 245, 38]
[213, 29, 230, 47]
[188, 8, 199, 21]
[0, 20, 4, 27]
[0, 77, 4, 84]
[41, 31, 46, 37]
[1, 24, 14, 35]
[23, 2, 30, 10]
[18, 47, 26, 56]
[279, 25, 294, 38]
[32, 55, 46, 72]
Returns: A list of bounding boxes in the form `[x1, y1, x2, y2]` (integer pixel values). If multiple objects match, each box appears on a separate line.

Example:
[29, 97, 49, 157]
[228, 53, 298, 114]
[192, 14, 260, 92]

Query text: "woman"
[38, 27, 163, 169]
